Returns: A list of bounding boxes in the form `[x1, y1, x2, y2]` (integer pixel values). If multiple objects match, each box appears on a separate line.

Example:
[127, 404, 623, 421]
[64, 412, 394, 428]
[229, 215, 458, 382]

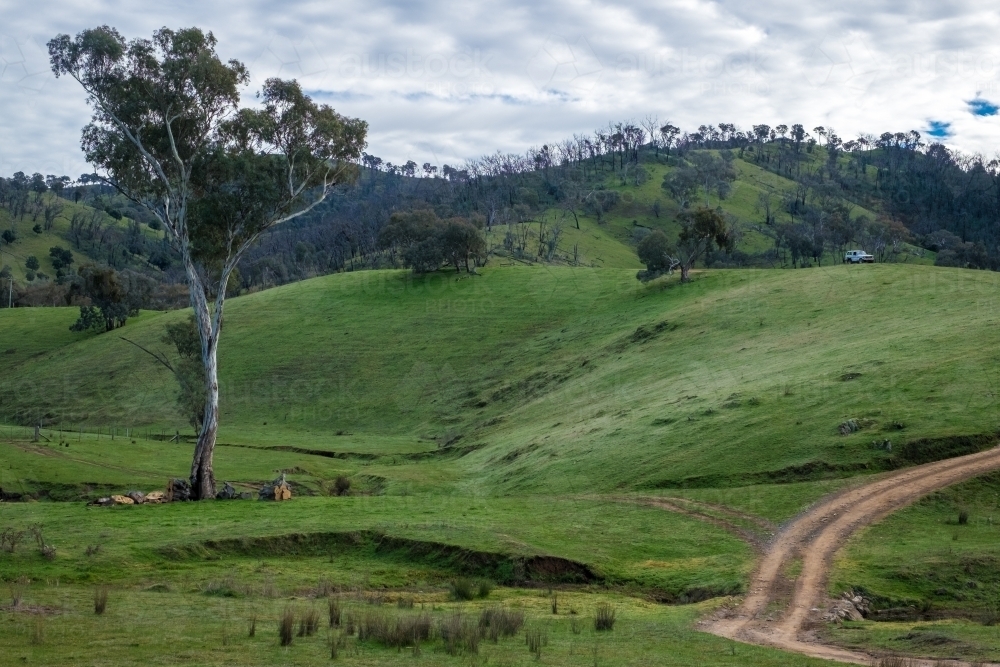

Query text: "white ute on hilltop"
[843, 249, 874, 264]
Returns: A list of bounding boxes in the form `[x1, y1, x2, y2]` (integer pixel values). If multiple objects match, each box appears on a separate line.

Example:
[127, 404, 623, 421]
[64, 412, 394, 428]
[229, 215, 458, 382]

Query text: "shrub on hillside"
[637, 230, 673, 274]
[450, 578, 475, 601]
[333, 475, 351, 496]
[48, 246, 73, 277]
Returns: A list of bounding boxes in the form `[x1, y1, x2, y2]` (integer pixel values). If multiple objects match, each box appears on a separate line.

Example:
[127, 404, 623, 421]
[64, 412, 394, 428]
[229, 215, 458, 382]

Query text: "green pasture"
[3, 264, 1000, 496]
[0, 587, 837, 667]
[5, 260, 1000, 664]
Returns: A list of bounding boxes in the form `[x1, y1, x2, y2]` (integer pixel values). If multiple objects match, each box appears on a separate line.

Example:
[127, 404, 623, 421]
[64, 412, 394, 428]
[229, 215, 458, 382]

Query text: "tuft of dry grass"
[328, 596, 342, 627]
[333, 475, 352, 496]
[357, 609, 432, 648]
[299, 607, 320, 637]
[594, 603, 616, 631]
[479, 606, 525, 642]
[526, 627, 547, 659]
[9, 577, 28, 608]
[30, 616, 44, 645]
[439, 612, 480, 656]
[450, 578, 475, 601]
[329, 628, 349, 658]
[449, 578, 492, 601]
[872, 657, 914, 667]
[316, 578, 336, 597]
[94, 586, 109, 615]
[279, 607, 295, 646]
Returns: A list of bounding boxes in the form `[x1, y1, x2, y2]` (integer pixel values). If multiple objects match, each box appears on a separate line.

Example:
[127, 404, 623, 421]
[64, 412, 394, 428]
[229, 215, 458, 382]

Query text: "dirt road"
[703, 445, 1000, 666]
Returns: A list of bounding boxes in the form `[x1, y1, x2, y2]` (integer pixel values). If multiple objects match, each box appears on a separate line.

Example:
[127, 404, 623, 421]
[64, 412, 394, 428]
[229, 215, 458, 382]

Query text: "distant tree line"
[5, 115, 1000, 305]
[664, 123, 1000, 269]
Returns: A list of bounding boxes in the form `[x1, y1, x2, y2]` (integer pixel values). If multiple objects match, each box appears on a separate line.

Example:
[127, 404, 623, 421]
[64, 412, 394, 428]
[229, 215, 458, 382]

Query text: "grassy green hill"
[4, 261, 1000, 665]
[3, 263, 998, 493]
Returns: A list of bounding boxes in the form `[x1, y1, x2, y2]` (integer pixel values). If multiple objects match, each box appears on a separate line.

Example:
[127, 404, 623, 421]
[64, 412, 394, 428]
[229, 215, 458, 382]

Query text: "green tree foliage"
[440, 218, 486, 272]
[378, 209, 485, 273]
[581, 190, 620, 223]
[48, 246, 74, 280]
[49, 247, 72, 270]
[674, 208, 733, 282]
[49, 25, 368, 498]
[25, 256, 39, 271]
[687, 152, 737, 202]
[925, 229, 990, 269]
[120, 315, 206, 431]
[70, 305, 105, 331]
[68, 266, 146, 332]
[162, 316, 207, 432]
[637, 230, 674, 276]
[662, 167, 700, 208]
[635, 210, 731, 283]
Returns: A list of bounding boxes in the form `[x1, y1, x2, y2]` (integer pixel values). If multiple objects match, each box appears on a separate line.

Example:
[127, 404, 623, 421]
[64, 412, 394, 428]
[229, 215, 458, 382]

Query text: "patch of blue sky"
[926, 120, 952, 138]
[968, 98, 999, 116]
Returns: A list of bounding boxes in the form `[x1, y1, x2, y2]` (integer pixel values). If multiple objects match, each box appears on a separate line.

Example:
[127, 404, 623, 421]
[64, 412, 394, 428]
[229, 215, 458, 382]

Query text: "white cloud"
[1, 0, 998, 177]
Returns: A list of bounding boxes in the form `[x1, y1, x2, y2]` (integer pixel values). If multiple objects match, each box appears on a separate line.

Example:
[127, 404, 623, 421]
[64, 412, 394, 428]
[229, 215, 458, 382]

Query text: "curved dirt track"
[703, 445, 1000, 666]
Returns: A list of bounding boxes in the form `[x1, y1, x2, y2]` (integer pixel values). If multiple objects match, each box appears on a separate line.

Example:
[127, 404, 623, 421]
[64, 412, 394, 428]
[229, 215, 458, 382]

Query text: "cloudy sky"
[2, 0, 999, 177]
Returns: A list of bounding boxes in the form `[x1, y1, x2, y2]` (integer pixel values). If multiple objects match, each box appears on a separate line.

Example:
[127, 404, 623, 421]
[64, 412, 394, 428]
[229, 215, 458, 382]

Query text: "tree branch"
[119, 336, 176, 375]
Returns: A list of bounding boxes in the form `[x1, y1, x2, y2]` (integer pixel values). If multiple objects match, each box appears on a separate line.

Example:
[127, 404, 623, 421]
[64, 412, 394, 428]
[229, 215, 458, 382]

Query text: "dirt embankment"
[159, 530, 600, 585]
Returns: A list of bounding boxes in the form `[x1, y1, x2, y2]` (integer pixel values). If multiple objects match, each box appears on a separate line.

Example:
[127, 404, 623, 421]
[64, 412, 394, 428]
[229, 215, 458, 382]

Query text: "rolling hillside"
[3, 263, 998, 496]
[481, 146, 933, 272]
[4, 261, 1000, 665]
[0, 193, 164, 283]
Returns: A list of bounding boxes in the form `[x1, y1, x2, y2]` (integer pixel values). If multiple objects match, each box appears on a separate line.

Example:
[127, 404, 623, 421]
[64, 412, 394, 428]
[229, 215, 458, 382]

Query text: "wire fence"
[1, 423, 189, 443]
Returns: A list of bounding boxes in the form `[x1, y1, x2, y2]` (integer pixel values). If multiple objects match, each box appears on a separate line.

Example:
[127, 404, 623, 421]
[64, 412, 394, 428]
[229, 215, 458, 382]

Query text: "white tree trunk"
[185, 259, 221, 500]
